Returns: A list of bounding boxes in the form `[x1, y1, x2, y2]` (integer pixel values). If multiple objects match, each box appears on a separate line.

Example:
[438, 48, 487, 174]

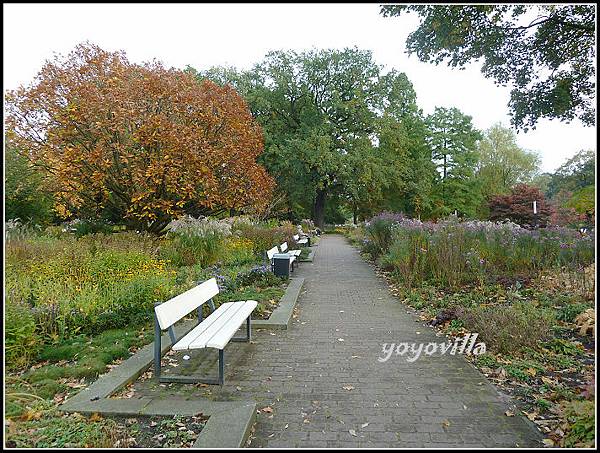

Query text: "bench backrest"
[266, 246, 279, 260]
[154, 277, 219, 330]
[280, 242, 288, 252]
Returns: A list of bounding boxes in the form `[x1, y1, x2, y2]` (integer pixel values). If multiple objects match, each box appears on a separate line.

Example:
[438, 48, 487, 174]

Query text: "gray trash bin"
[272, 253, 291, 278]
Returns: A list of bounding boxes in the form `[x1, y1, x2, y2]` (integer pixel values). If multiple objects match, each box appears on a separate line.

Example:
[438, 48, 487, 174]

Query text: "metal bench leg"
[218, 349, 224, 385]
[154, 308, 162, 380]
[232, 316, 252, 342]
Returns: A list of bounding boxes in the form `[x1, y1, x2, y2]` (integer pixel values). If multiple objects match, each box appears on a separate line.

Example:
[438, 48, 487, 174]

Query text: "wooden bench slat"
[155, 278, 219, 330]
[172, 301, 238, 351]
[205, 301, 257, 349]
[280, 242, 301, 258]
[266, 246, 279, 260]
[174, 300, 256, 351]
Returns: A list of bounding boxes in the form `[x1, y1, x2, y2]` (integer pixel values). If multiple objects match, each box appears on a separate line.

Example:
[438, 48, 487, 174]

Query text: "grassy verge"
[5, 325, 154, 447]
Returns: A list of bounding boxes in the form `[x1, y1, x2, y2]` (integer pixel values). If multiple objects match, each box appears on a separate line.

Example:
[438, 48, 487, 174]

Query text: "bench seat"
[280, 241, 301, 259]
[173, 300, 257, 351]
[293, 234, 309, 246]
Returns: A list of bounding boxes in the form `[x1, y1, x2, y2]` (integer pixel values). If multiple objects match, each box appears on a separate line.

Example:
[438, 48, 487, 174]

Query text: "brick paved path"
[135, 234, 543, 447]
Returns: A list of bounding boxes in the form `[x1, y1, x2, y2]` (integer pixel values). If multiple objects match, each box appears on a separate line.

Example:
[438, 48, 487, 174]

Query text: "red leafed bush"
[488, 184, 553, 228]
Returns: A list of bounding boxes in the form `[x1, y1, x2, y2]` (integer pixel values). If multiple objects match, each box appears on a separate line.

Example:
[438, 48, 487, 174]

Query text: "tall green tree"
[425, 107, 482, 217]
[476, 123, 541, 200]
[377, 113, 436, 219]
[547, 149, 595, 198]
[381, 4, 596, 130]
[546, 149, 596, 225]
[192, 48, 426, 227]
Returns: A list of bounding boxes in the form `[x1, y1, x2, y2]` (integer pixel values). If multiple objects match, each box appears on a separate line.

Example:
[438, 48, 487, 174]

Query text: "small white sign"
[533, 200, 537, 214]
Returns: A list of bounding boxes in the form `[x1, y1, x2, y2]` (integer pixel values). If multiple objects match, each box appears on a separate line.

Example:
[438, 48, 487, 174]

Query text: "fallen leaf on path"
[349, 429, 357, 437]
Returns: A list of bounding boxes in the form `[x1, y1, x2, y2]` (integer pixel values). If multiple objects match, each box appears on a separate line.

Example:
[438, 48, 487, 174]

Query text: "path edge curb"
[253, 277, 304, 330]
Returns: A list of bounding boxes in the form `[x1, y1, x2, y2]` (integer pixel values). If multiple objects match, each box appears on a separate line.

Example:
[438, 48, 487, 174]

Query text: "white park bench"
[267, 245, 295, 273]
[153, 277, 257, 385]
[280, 241, 301, 260]
[293, 233, 309, 246]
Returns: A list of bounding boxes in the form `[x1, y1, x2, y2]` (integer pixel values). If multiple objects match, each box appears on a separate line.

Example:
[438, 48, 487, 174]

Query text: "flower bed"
[4, 216, 297, 447]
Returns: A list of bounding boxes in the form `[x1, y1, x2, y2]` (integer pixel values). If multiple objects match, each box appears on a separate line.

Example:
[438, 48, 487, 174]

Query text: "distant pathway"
[141, 234, 543, 447]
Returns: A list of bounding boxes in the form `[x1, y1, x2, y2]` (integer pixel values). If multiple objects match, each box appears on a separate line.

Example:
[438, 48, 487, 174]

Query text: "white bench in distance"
[267, 245, 295, 273]
[293, 234, 309, 246]
[280, 241, 301, 262]
[153, 277, 257, 385]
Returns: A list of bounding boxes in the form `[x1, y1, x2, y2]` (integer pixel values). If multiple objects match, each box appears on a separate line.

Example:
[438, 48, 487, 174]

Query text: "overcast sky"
[3, 3, 596, 172]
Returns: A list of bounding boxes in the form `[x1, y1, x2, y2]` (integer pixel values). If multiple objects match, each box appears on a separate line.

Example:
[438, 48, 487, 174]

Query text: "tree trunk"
[353, 202, 358, 225]
[313, 189, 326, 229]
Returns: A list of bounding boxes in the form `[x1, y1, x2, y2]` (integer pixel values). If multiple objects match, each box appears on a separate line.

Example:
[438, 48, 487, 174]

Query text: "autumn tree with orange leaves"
[5, 43, 274, 233]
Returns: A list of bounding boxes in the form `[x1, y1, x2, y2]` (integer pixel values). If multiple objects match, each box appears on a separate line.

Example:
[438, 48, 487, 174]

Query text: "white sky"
[3, 3, 596, 172]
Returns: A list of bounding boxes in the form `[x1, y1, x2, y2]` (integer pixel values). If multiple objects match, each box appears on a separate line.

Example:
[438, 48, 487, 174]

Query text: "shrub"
[560, 400, 595, 448]
[160, 233, 224, 268]
[235, 265, 284, 288]
[380, 228, 429, 287]
[556, 302, 591, 323]
[166, 215, 232, 237]
[459, 303, 554, 354]
[222, 237, 257, 266]
[234, 221, 296, 254]
[5, 301, 40, 369]
[5, 219, 43, 242]
[161, 215, 231, 267]
[345, 225, 365, 246]
[363, 212, 407, 258]
[488, 184, 552, 228]
[70, 219, 114, 237]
